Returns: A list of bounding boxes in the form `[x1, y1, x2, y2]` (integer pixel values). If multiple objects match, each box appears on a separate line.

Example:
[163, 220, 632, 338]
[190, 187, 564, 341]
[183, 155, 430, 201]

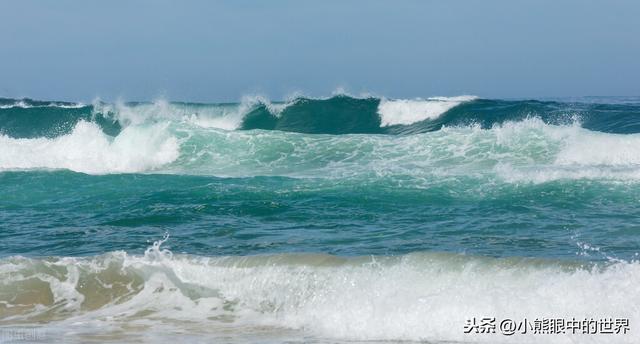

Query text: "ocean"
[0, 94, 639, 343]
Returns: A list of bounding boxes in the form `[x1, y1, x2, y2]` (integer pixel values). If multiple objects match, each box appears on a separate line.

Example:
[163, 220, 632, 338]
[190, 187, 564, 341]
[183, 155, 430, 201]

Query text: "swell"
[241, 95, 384, 134]
[0, 99, 118, 138]
[1, 243, 638, 343]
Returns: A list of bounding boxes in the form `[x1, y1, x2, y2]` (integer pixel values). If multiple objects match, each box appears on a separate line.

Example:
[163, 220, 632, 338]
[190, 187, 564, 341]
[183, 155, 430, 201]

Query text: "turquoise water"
[1, 95, 640, 343]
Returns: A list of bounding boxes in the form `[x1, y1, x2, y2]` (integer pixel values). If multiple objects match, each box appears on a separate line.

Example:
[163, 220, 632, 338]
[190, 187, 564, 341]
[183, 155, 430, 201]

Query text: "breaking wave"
[0, 121, 179, 174]
[0, 238, 638, 343]
[2, 116, 640, 184]
[1, 94, 479, 136]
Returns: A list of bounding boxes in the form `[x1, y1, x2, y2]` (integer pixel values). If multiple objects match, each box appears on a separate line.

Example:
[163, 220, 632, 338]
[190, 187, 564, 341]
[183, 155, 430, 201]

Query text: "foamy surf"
[0, 239, 638, 343]
[3, 115, 640, 184]
[0, 120, 179, 174]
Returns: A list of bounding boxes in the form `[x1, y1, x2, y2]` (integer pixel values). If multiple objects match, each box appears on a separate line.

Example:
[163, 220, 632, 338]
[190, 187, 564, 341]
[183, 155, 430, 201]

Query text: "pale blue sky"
[1, 0, 638, 102]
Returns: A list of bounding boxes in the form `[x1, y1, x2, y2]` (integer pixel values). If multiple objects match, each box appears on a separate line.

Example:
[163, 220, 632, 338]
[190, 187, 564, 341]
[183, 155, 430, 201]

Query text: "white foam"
[144, 116, 640, 183]
[555, 130, 640, 166]
[0, 121, 179, 174]
[488, 118, 640, 183]
[50, 103, 87, 109]
[0, 100, 30, 109]
[0, 100, 86, 109]
[2, 248, 639, 343]
[377, 95, 477, 126]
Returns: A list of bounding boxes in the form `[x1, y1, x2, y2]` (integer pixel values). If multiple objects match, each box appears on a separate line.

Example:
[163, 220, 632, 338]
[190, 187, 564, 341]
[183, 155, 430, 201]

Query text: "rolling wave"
[3, 95, 640, 139]
[1, 94, 480, 136]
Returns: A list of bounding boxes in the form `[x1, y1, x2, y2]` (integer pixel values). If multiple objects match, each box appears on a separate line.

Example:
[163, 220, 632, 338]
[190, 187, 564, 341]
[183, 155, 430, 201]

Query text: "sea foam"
[1, 244, 638, 343]
[0, 120, 179, 174]
[0, 100, 86, 109]
[377, 96, 477, 126]
[3, 116, 640, 183]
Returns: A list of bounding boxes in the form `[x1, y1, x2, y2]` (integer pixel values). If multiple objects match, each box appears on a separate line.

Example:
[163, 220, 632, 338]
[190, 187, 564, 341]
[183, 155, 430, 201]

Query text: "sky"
[0, 0, 639, 102]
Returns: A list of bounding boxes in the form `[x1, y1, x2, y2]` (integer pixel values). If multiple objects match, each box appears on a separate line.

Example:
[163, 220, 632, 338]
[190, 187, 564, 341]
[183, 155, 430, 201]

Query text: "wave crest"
[86, 94, 476, 134]
[0, 121, 179, 174]
[378, 95, 478, 126]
